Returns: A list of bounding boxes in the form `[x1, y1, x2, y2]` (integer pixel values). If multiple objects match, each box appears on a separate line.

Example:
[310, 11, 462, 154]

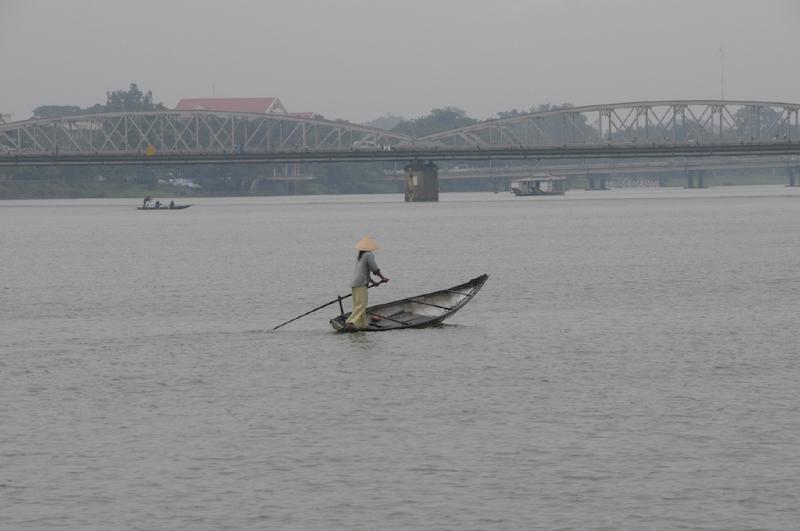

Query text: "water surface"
[2, 186, 800, 529]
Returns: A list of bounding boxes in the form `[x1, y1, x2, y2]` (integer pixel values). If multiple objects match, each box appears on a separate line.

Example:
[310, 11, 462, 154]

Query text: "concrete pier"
[405, 161, 439, 202]
[788, 166, 798, 187]
[686, 170, 706, 189]
[586, 174, 609, 190]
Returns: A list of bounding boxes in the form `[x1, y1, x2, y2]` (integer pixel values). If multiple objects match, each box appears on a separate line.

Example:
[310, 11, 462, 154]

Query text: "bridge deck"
[1, 143, 798, 166]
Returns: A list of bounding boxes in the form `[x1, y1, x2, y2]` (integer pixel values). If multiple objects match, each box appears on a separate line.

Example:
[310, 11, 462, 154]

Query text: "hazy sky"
[1, 0, 798, 123]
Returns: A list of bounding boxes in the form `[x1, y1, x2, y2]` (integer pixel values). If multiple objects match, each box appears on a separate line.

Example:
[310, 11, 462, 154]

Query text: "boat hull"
[330, 274, 488, 332]
[136, 204, 192, 210]
[511, 189, 565, 196]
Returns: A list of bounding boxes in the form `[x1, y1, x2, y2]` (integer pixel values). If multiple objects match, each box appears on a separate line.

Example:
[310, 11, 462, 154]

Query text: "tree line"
[31, 83, 165, 120]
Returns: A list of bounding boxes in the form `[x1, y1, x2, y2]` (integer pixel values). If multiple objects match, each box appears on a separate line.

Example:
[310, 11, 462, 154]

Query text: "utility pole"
[719, 47, 725, 100]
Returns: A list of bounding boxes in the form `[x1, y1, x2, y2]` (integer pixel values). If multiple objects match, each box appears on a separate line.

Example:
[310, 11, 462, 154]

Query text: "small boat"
[510, 174, 567, 196]
[136, 204, 192, 210]
[330, 274, 488, 332]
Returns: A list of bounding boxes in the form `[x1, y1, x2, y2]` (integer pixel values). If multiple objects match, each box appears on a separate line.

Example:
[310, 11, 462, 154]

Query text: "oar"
[273, 280, 386, 330]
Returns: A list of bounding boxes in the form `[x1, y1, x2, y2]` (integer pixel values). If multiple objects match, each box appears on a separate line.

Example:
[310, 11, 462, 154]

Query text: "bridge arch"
[418, 100, 800, 148]
[0, 110, 412, 155]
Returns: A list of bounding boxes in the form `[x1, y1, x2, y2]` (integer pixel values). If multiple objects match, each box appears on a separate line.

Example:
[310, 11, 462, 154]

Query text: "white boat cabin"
[510, 174, 567, 196]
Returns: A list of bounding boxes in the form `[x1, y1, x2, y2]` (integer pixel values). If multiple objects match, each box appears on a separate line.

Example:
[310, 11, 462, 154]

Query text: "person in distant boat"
[169, 200, 175, 209]
[345, 236, 389, 330]
[143, 196, 152, 209]
[154, 200, 161, 208]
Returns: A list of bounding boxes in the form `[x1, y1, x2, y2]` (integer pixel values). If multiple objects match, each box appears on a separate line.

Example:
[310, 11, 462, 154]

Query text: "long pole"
[719, 47, 725, 100]
[273, 295, 350, 330]
[272, 280, 386, 330]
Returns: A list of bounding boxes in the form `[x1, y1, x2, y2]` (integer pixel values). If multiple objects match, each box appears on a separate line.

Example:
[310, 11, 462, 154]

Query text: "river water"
[2, 186, 800, 530]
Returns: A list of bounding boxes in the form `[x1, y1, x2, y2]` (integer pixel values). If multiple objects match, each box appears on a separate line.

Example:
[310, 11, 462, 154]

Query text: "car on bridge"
[352, 141, 391, 151]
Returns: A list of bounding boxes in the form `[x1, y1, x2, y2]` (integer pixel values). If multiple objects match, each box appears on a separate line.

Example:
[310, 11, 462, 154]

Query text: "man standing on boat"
[346, 236, 389, 330]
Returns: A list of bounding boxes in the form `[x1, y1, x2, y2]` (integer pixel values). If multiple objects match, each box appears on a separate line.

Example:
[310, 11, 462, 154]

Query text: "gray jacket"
[350, 251, 381, 288]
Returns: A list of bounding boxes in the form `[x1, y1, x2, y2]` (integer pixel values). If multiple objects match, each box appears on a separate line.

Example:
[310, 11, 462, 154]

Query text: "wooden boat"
[136, 204, 192, 210]
[330, 274, 488, 332]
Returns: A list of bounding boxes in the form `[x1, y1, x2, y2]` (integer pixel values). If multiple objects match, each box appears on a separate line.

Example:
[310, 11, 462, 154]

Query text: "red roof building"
[174, 97, 287, 114]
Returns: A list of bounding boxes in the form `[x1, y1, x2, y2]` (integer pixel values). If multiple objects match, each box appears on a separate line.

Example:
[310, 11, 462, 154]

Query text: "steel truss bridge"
[1, 100, 799, 166]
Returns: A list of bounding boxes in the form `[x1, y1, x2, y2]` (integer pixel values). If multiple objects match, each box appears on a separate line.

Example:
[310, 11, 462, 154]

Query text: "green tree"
[364, 113, 405, 130]
[32, 105, 83, 119]
[393, 107, 477, 137]
[491, 103, 600, 145]
[496, 109, 525, 119]
[31, 83, 166, 119]
[85, 83, 166, 113]
[732, 106, 783, 141]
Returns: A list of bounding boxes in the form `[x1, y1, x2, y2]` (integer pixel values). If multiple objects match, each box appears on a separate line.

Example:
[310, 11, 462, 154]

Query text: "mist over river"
[2, 185, 800, 530]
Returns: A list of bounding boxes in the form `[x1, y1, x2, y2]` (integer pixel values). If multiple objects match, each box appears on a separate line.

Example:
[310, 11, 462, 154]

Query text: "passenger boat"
[510, 174, 567, 196]
[330, 274, 488, 332]
[136, 204, 192, 210]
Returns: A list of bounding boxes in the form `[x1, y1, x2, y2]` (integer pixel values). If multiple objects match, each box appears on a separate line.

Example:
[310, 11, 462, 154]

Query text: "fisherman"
[143, 196, 152, 209]
[169, 200, 175, 209]
[154, 200, 161, 208]
[345, 236, 389, 330]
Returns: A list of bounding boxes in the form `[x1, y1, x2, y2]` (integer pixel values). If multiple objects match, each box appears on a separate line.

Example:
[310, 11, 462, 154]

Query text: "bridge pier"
[405, 161, 439, 202]
[686, 170, 706, 189]
[788, 166, 799, 187]
[586, 174, 609, 190]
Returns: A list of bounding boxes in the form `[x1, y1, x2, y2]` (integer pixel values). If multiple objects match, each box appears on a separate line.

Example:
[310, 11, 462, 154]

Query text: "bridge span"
[2, 100, 799, 199]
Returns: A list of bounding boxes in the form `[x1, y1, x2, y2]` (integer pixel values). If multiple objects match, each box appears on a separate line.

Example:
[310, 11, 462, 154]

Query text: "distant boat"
[510, 173, 567, 196]
[330, 274, 488, 332]
[136, 204, 192, 210]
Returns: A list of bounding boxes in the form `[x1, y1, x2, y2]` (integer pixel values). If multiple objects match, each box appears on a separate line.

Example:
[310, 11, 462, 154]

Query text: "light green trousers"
[346, 286, 368, 329]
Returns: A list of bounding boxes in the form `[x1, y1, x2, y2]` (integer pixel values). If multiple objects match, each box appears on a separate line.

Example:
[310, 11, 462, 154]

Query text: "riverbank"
[0, 179, 191, 200]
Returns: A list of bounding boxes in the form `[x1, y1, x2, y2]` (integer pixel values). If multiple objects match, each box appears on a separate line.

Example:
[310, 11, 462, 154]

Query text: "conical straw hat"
[354, 236, 379, 252]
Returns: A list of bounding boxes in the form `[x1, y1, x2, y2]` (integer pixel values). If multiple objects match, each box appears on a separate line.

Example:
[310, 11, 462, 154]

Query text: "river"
[2, 186, 800, 529]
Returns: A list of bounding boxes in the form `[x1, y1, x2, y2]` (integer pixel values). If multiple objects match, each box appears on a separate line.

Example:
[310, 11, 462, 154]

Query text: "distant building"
[174, 97, 288, 115]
